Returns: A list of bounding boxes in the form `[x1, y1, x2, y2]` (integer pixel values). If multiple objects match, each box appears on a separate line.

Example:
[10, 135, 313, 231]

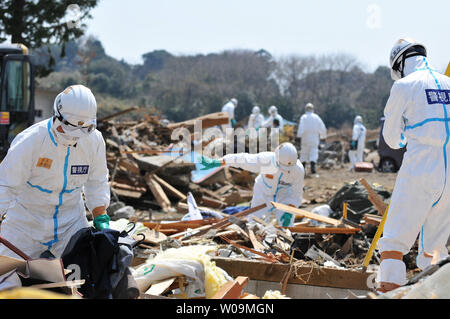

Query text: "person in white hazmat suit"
[0, 85, 110, 259]
[376, 38, 450, 293]
[247, 106, 264, 130]
[200, 143, 304, 227]
[296, 103, 327, 174]
[262, 105, 284, 134]
[348, 115, 367, 170]
[221, 98, 238, 131]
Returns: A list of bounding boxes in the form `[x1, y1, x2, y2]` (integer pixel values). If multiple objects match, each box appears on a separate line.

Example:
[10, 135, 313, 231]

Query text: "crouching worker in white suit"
[0, 85, 110, 259]
[377, 38, 450, 293]
[200, 143, 304, 227]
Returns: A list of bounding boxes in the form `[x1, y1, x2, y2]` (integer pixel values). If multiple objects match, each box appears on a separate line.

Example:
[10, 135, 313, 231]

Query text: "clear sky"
[85, 0, 449, 72]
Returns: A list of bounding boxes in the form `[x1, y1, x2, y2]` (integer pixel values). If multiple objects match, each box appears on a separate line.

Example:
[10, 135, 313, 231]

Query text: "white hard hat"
[389, 38, 427, 80]
[230, 98, 238, 106]
[305, 103, 314, 111]
[252, 106, 260, 114]
[355, 115, 363, 124]
[53, 85, 97, 135]
[269, 105, 277, 114]
[275, 142, 298, 170]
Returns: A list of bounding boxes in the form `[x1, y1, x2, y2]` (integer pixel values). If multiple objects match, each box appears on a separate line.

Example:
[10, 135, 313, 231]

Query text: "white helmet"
[252, 106, 260, 114]
[230, 98, 238, 106]
[305, 103, 314, 112]
[275, 142, 298, 170]
[269, 105, 277, 115]
[53, 85, 97, 136]
[355, 115, 363, 124]
[389, 38, 427, 81]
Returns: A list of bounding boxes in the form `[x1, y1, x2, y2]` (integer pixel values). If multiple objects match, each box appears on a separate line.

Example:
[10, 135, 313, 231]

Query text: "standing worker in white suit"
[0, 85, 110, 259]
[296, 103, 327, 174]
[221, 98, 238, 131]
[348, 115, 367, 170]
[377, 38, 450, 293]
[248, 106, 264, 130]
[200, 143, 304, 227]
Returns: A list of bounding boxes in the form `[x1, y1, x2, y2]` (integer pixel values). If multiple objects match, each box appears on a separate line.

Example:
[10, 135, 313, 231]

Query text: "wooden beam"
[271, 202, 342, 227]
[145, 174, 172, 213]
[286, 226, 360, 234]
[359, 178, 388, 216]
[248, 229, 266, 251]
[167, 112, 229, 130]
[152, 174, 187, 201]
[212, 257, 373, 291]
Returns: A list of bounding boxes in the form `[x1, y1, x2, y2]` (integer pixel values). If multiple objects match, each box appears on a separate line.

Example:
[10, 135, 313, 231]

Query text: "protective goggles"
[56, 109, 96, 135]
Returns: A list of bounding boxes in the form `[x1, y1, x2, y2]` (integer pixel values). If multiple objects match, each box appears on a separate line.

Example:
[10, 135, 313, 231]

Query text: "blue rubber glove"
[200, 156, 223, 170]
[280, 212, 293, 227]
[231, 119, 237, 127]
[93, 214, 110, 230]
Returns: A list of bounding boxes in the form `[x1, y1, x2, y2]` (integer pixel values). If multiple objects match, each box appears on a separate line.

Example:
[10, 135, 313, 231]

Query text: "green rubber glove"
[93, 214, 110, 230]
[280, 212, 293, 227]
[231, 119, 237, 127]
[200, 155, 223, 170]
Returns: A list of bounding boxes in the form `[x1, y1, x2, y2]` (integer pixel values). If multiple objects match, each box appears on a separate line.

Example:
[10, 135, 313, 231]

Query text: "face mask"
[52, 118, 86, 146]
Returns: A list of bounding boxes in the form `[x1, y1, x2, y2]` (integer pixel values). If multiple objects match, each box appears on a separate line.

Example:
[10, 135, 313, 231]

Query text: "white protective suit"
[0, 118, 110, 259]
[297, 111, 327, 163]
[248, 111, 264, 130]
[377, 56, 450, 286]
[221, 101, 236, 131]
[222, 152, 304, 226]
[262, 109, 284, 134]
[348, 117, 367, 167]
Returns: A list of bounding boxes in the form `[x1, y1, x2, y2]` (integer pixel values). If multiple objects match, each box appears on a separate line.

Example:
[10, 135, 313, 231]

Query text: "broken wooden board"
[211, 276, 249, 299]
[212, 257, 373, 291]
[145, 174, 173, 213]
[363, 214, 382, 226]
[360, 178, 388, 216]
[145, 277, 176, 296]
[286, 226, 360, 234]
[167, 112, 229, 130]
[271, 202, 342, 227]
[151, 174, 187, 201]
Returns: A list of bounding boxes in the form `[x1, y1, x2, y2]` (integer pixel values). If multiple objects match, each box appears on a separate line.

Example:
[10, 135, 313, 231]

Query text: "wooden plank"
[211, 276, 249, 299]
[220, 236, 278, 263]
[359, 178, 388, 216]
[152, 174, 187, 201]
[200, 195, 226, 209]
[145, 175, 172, 213]
[286, 226, 360, 234]
[167, 112, 229, 130]
[212, 257, 373, 291]
[145, 277, 176, 296]
[271, 202, 342, 227]
[248, 229, 265, 251]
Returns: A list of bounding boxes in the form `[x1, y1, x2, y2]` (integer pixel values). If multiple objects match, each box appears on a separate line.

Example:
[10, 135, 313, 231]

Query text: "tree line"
[34, 36, 394, 129]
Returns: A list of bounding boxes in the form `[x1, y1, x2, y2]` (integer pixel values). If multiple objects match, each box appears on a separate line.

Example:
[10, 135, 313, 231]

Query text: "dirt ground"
[302, 164, 398, 211]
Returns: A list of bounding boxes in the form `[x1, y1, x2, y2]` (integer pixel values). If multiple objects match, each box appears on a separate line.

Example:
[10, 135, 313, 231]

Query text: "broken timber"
[212, 257, 374, 291]
[359, 178, 388, 216]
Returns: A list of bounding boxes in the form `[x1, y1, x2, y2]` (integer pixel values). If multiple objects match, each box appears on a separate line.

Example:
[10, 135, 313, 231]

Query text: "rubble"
[1, 113, 444, 300]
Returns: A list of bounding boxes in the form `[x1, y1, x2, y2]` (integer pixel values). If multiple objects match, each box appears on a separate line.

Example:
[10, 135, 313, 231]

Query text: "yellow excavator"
[0, 43, 35, 159]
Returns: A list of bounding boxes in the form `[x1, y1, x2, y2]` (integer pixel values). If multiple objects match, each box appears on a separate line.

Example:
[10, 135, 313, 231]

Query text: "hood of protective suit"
[392, 56, 429, 81]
